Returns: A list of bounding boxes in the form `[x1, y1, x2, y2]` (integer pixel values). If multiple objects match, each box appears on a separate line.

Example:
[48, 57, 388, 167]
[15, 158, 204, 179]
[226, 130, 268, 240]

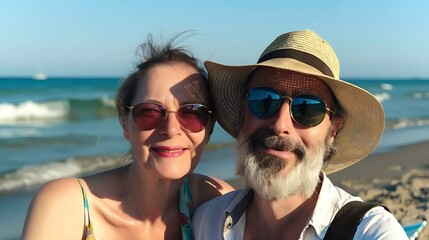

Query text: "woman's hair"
[115, 33, 209, 165]
[115, 32, 208, 116]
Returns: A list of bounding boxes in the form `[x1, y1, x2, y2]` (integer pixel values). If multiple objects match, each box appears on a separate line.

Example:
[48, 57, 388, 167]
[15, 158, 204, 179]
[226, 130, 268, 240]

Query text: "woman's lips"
[151, 146, 187, 157]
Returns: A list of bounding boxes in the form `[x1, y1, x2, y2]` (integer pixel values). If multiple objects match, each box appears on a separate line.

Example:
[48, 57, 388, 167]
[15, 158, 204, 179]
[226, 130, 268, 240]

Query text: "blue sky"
[1, 1, 428, 78]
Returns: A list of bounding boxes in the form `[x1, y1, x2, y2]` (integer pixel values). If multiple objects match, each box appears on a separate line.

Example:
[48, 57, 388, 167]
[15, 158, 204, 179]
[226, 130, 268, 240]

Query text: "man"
[192, 30, 407, 239]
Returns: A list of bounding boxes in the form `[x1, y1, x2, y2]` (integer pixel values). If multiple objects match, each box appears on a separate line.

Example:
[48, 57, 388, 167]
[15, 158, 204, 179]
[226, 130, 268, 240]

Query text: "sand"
[226, 141, 429, 239]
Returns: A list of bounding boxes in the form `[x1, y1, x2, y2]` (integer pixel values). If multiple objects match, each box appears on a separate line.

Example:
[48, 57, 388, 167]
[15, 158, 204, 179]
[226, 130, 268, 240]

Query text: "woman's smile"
[151, 146, 187, 157]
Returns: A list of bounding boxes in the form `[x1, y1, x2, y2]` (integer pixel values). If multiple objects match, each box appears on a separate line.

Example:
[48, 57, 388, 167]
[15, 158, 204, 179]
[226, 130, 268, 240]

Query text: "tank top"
[77, 178, 193, 240]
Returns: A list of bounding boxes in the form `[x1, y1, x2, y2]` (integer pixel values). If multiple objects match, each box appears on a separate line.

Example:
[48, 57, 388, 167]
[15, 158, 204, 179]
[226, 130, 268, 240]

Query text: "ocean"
[1, 77, 429, 196]
[1, 76, 429, 239]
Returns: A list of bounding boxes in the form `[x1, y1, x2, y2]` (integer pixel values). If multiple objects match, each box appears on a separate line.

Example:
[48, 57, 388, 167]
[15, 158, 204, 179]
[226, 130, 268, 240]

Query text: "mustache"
[248, 128, 305, 160]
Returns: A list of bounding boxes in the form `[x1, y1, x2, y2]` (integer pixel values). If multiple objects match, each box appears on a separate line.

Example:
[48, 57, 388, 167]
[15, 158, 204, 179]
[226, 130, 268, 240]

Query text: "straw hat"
[205, 29, 384, 174]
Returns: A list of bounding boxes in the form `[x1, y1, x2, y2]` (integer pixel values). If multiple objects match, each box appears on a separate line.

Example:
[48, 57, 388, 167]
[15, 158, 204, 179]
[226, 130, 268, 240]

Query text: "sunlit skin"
[241, 67, 339, 176]
[241, 67, 343, 239]
[121, 62, 211, 181]
[21, 54, 233, 240]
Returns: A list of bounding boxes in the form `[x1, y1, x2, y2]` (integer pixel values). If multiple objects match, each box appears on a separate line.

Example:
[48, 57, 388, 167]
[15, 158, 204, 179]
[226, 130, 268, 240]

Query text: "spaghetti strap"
[179, 178, 193, 240]
[76, 178, 192, 240]
[77, 179, 96, 240]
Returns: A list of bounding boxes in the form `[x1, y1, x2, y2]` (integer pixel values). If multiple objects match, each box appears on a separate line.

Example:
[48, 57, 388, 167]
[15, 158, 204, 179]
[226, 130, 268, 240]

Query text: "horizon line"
[0, 75, 428, 80]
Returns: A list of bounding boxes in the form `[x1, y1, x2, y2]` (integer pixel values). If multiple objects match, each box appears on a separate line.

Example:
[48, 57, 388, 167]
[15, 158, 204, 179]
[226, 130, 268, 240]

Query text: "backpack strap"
[323, 201, 389, 240]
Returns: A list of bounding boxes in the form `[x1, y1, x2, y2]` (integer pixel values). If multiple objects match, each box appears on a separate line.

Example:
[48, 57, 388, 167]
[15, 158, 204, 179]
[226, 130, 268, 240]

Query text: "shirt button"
[224, 215, 233, 230]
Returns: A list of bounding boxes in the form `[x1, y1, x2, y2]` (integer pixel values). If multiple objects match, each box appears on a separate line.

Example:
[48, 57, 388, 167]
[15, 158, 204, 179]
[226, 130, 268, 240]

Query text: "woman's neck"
[122, 163, 184, 220]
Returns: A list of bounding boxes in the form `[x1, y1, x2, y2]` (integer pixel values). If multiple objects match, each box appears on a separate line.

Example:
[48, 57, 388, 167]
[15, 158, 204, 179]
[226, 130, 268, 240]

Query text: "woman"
[22, 34, 234, 240]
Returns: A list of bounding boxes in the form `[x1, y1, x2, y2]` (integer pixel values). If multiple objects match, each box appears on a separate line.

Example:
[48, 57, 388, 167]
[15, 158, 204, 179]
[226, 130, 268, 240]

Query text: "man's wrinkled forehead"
[248, 67, 335, 105]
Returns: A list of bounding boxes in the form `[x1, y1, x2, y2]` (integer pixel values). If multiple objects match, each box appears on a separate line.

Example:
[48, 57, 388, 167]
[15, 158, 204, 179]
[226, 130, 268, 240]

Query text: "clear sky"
[1, 0, 428, 78]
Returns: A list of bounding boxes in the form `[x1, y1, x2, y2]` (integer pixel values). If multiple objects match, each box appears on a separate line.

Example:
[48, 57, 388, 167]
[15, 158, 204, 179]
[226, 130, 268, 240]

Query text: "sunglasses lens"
[177, 104, 210, 132]
[291, 95, 327, 127]
[131, 103, 165, 130]
[247, 87, 328, 127]
[130, 103, 210, 132]
[248, 87, 281, 118]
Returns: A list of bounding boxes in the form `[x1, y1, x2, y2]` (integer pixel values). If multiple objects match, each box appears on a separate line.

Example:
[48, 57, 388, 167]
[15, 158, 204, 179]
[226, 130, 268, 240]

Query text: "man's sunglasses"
[124, 103, 212, 133]
[247, 87, 336, 127]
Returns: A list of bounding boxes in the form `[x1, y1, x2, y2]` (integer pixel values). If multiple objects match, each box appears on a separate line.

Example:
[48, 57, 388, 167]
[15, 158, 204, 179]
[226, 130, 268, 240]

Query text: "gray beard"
[235, 128, 330, 201]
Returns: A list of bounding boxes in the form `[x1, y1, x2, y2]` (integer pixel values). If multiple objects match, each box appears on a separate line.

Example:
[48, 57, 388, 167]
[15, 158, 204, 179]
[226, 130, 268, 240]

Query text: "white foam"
[101, 95, 115, 108]
[0, 101, 69, 122]
[391, 119, 429, 129]
[412, 92, 429, 99]
[374, 92, 391, 102]
[0, 156, 119, 193]
[0, 128, 40, 138]
[381, 83, 393, 90]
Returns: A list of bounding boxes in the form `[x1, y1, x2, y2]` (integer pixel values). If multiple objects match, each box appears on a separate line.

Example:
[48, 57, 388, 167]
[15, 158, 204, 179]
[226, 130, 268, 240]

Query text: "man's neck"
[244, 183, 321, 239]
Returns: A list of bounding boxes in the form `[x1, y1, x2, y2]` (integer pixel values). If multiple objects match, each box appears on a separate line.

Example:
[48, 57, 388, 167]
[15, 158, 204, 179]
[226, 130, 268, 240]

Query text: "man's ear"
[331, 115, 343, 138]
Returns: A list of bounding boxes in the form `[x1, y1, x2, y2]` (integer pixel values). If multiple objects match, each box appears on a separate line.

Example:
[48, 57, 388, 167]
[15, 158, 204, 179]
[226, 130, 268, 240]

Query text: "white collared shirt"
[192, 173, 408, 239]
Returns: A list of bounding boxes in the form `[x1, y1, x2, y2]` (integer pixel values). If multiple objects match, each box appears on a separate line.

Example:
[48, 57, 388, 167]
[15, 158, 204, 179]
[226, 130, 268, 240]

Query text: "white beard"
[235, 134, 327, 201]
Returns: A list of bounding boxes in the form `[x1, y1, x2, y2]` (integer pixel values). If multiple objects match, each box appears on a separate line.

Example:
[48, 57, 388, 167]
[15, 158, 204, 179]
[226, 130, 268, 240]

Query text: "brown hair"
[115, 32, 208, 116]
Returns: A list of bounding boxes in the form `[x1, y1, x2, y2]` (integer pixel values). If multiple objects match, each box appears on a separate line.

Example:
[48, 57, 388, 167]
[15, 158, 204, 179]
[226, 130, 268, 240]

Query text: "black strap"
[257, 49, 335, 78]
[323, 201, 389, 240]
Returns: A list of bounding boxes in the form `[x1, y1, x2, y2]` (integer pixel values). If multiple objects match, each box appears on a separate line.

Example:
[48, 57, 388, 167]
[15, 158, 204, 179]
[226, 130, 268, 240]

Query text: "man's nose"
[271, 101, 294, 135]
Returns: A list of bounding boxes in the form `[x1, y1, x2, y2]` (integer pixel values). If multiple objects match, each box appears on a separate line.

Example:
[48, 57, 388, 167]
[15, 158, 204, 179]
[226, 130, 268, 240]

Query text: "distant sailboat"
[33, 73, 47, 80]
[33, 67, 47, 80]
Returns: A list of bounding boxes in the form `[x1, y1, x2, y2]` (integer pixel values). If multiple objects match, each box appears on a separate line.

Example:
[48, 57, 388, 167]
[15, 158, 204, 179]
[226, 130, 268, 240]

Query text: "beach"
[331, 141, 429, 239]
[1, 141, 427, 240]
[1, 78, 429, 239]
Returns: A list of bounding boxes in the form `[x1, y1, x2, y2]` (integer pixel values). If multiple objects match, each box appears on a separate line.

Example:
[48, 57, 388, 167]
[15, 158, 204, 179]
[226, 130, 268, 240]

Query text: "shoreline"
[329, 140, 429, 187]
[1, 140, 428, 239]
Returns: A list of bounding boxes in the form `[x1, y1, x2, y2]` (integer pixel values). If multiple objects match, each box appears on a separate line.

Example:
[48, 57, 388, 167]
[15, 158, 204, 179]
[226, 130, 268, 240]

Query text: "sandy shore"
[1, 141, 428, 239]
[226, 141, 429, 239]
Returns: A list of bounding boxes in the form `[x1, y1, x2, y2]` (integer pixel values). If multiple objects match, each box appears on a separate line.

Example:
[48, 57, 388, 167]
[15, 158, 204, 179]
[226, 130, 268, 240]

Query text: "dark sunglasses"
[247, 87, 336, 127]
[124, 102, 212, 133]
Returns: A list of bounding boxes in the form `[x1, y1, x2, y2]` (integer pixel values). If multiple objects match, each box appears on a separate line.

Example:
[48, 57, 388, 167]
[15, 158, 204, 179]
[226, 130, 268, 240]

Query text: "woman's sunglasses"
[247, 87, 336, 127]
[124, 103, 211, 133]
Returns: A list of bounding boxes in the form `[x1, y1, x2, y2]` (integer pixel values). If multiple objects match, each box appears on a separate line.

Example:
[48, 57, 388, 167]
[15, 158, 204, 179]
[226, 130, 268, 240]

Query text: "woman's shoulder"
[22, 177, 85, 239]
[187, 173, 235, 210]
[31, 177, 83, 207]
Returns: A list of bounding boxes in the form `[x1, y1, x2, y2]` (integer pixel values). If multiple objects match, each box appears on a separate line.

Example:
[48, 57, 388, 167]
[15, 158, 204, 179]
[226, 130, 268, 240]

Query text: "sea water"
[1, 77, 429, 195]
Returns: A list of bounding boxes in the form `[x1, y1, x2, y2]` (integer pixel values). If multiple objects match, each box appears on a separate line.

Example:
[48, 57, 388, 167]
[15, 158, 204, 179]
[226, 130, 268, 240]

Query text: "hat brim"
[205, 60, 384, 174]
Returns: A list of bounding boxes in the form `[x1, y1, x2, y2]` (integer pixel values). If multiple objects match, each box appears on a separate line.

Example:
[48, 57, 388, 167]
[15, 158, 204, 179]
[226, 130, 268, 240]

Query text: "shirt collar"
[224, 188, 253, 232]
[308, 172, 351, 237]
[222, 172, 358, 238]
